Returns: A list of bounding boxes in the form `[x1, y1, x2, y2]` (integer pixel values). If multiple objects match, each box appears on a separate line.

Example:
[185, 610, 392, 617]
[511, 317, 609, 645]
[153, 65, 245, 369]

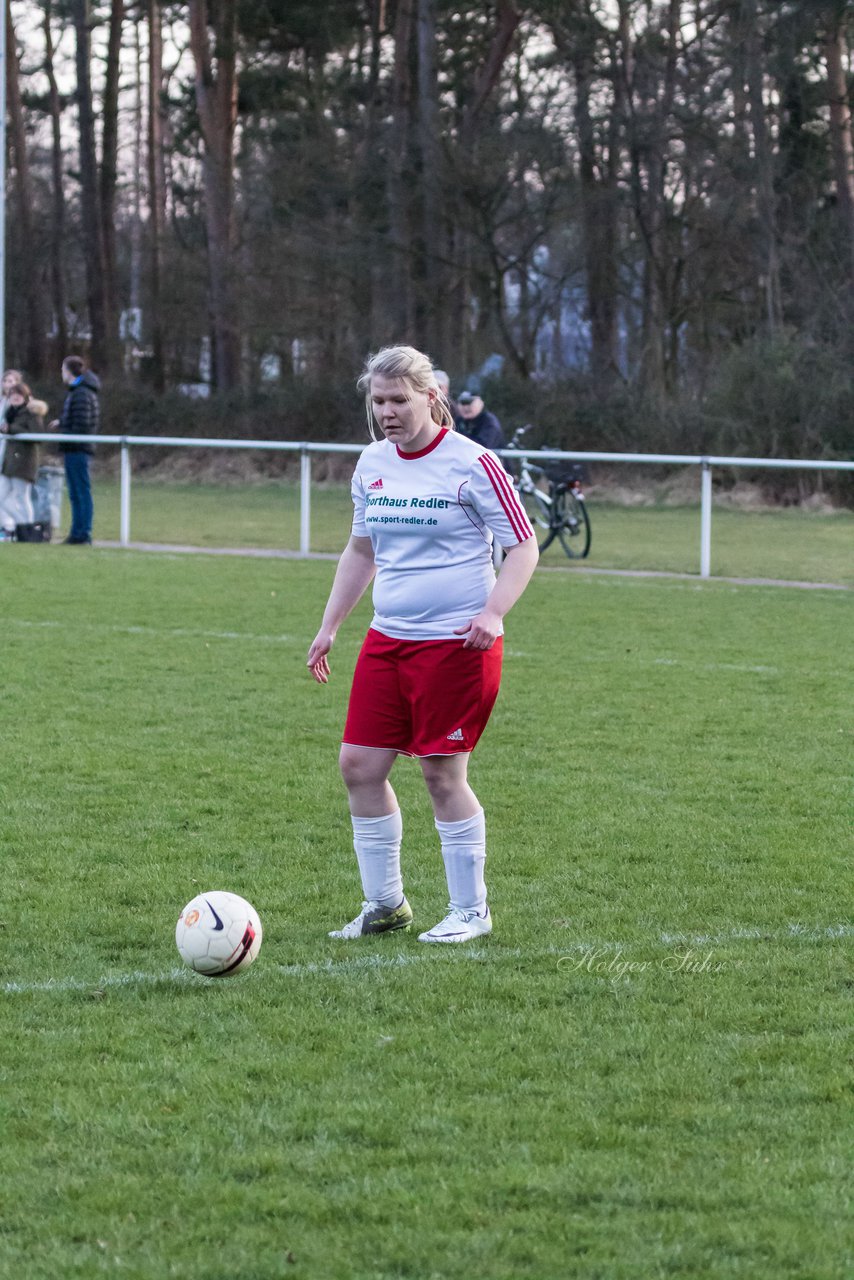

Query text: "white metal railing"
[20, 433, 854, 578]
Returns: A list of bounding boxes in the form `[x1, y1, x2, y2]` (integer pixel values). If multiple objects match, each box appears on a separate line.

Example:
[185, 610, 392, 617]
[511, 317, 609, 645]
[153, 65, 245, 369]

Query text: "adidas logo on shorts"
[446, 728, 464, 741]
[369, 478, 384, 490]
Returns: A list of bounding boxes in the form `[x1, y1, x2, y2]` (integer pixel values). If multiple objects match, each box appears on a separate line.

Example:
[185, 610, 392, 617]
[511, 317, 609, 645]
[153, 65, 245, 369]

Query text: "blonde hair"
[357, 345, 455, 440]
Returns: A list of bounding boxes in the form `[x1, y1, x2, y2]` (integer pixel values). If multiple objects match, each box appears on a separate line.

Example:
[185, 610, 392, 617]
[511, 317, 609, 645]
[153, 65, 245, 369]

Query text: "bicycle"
[504, 425, 591, 558]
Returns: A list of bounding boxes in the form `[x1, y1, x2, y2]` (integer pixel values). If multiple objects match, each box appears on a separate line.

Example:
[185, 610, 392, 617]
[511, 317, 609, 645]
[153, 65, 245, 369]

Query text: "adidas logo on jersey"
[446, 728, 464, 741]
[368, 478, 384, 490]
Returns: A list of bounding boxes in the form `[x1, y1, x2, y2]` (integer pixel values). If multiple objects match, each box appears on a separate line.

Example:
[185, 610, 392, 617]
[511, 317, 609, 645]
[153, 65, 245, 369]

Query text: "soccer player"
[307, 345, 538, 943]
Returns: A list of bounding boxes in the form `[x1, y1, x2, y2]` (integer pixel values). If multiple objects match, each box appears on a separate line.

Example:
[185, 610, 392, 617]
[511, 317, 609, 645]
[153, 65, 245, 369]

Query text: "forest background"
[5, 0, 854, 494]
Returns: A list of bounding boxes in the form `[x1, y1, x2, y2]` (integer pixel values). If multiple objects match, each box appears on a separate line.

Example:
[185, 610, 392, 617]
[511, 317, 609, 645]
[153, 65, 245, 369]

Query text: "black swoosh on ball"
[206, 900, 225, 931]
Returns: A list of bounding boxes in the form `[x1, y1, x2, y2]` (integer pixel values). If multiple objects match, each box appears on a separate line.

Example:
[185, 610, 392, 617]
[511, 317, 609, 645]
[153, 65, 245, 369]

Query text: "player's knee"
[420, 760, 464, 806]
[339, 745, 385, 791]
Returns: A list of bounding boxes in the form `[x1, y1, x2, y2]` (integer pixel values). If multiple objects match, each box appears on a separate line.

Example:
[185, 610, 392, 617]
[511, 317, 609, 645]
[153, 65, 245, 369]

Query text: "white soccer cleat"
[418, 905, 492, 944]
[328, 898, 413, 939]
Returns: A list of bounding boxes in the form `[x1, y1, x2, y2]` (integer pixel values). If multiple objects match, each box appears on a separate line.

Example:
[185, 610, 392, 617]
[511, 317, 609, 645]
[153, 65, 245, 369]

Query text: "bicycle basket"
[545, 461, 588, 485]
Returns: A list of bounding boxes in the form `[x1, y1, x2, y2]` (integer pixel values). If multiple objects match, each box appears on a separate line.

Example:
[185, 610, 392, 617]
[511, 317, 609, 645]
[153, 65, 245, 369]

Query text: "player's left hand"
[454, 610, 501, 650]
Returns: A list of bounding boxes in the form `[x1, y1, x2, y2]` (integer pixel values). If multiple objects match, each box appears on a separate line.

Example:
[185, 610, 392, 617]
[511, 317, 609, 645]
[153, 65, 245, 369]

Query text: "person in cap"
[457, 391, 505, 451]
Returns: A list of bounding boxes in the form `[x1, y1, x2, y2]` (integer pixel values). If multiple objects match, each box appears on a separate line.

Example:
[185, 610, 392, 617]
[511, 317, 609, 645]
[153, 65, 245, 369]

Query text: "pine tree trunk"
[623, 0, 679, 393]
[352, 0, 385, 350]
[42, 0, 68, 357]
[100, 0, 124, 371]
[454, 0, 521, 372]
[387, 0, 416, 340]
[70, 0, 108, 368]
[147, 0, 166, 389]
[188, 0, 240, 391]
[741, 0, 782, 331]
[460, 0, 521, 144]
[129, 12, 143, 362]
[6, 5, 46, 374]
[823, 20, 854, 277]
[568, 11, 619, 381]
[416, 0, 442, 355]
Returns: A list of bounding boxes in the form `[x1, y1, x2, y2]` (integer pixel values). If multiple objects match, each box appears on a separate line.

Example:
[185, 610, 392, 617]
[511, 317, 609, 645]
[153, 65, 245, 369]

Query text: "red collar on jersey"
[395, 427, 448, 460]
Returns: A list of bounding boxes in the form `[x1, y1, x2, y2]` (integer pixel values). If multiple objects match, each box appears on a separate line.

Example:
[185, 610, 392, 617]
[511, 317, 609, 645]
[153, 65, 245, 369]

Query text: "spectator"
[433, 369, 461, 426]
[457, 391, 505, 451]
[0, 368, 24, 475]
[49, 355, 100, 545]
[0, 382, 46, 534]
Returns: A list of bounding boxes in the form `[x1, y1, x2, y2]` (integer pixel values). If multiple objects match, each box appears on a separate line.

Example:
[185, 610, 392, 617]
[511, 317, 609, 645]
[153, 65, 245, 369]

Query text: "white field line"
[2, 923, 850, 997]
[539, 565, 851, 591]
[652, 657, 781, 675]
[8, 618, 295, 645]
[503, 651, 852, 679]
[659, 922, 854, 946]
[94, 541, 339, 562]
[18, 536, 854, 589]
[1, 949, 488, 996]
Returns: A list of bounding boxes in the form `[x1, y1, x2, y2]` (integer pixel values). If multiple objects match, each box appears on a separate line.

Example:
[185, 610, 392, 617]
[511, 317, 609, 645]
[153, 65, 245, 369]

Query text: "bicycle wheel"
[520, 482, 551, 533]
[554, 488, 591, 558]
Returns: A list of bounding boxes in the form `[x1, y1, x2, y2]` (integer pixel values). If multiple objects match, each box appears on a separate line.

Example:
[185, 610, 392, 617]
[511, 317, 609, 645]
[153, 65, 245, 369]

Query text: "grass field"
[78, 476, 854, 584]
[2, 547, 852, 1279]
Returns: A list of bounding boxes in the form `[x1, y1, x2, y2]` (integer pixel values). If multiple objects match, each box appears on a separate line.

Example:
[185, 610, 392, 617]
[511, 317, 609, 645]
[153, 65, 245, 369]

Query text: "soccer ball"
[175, 891, 263, 977]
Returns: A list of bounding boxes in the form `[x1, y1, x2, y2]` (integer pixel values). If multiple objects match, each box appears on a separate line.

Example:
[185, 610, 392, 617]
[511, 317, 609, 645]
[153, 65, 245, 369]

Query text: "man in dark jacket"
[456, 391, 505, 451]
[49, 355, 100, 544]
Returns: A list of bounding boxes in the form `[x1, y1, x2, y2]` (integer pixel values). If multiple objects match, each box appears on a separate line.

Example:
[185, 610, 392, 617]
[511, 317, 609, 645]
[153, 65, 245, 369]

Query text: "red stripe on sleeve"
[479, 452, 531, 541]
[478, 453, 535, 542]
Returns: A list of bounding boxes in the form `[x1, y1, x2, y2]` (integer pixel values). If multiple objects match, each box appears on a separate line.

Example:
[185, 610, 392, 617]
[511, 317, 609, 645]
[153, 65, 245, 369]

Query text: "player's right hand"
[307, 631, 334, 684]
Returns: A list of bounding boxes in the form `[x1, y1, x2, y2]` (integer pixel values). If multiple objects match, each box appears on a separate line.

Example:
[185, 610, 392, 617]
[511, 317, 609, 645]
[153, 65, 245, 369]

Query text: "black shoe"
[62, 536, 92, 545]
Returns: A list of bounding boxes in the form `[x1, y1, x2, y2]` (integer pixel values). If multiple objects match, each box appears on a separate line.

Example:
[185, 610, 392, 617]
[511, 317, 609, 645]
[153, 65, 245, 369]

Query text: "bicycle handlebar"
[507, 424, 534, 449]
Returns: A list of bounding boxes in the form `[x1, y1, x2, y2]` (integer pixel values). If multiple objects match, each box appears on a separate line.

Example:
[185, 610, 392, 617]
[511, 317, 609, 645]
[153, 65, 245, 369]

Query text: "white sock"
[435, 809, 487, 913]
[351, 810, 404, 908]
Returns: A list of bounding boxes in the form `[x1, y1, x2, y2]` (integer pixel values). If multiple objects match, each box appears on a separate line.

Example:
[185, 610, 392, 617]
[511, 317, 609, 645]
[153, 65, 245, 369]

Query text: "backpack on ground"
[15, 522, 51, 543]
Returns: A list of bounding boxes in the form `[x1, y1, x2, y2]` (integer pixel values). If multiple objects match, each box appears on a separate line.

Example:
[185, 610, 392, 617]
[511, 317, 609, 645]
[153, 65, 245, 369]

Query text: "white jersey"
[351, 427, 534, 640]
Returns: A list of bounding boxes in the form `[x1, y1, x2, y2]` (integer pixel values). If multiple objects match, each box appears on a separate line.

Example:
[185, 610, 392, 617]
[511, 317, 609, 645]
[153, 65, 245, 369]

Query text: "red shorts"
[343, 629, 503, 757]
